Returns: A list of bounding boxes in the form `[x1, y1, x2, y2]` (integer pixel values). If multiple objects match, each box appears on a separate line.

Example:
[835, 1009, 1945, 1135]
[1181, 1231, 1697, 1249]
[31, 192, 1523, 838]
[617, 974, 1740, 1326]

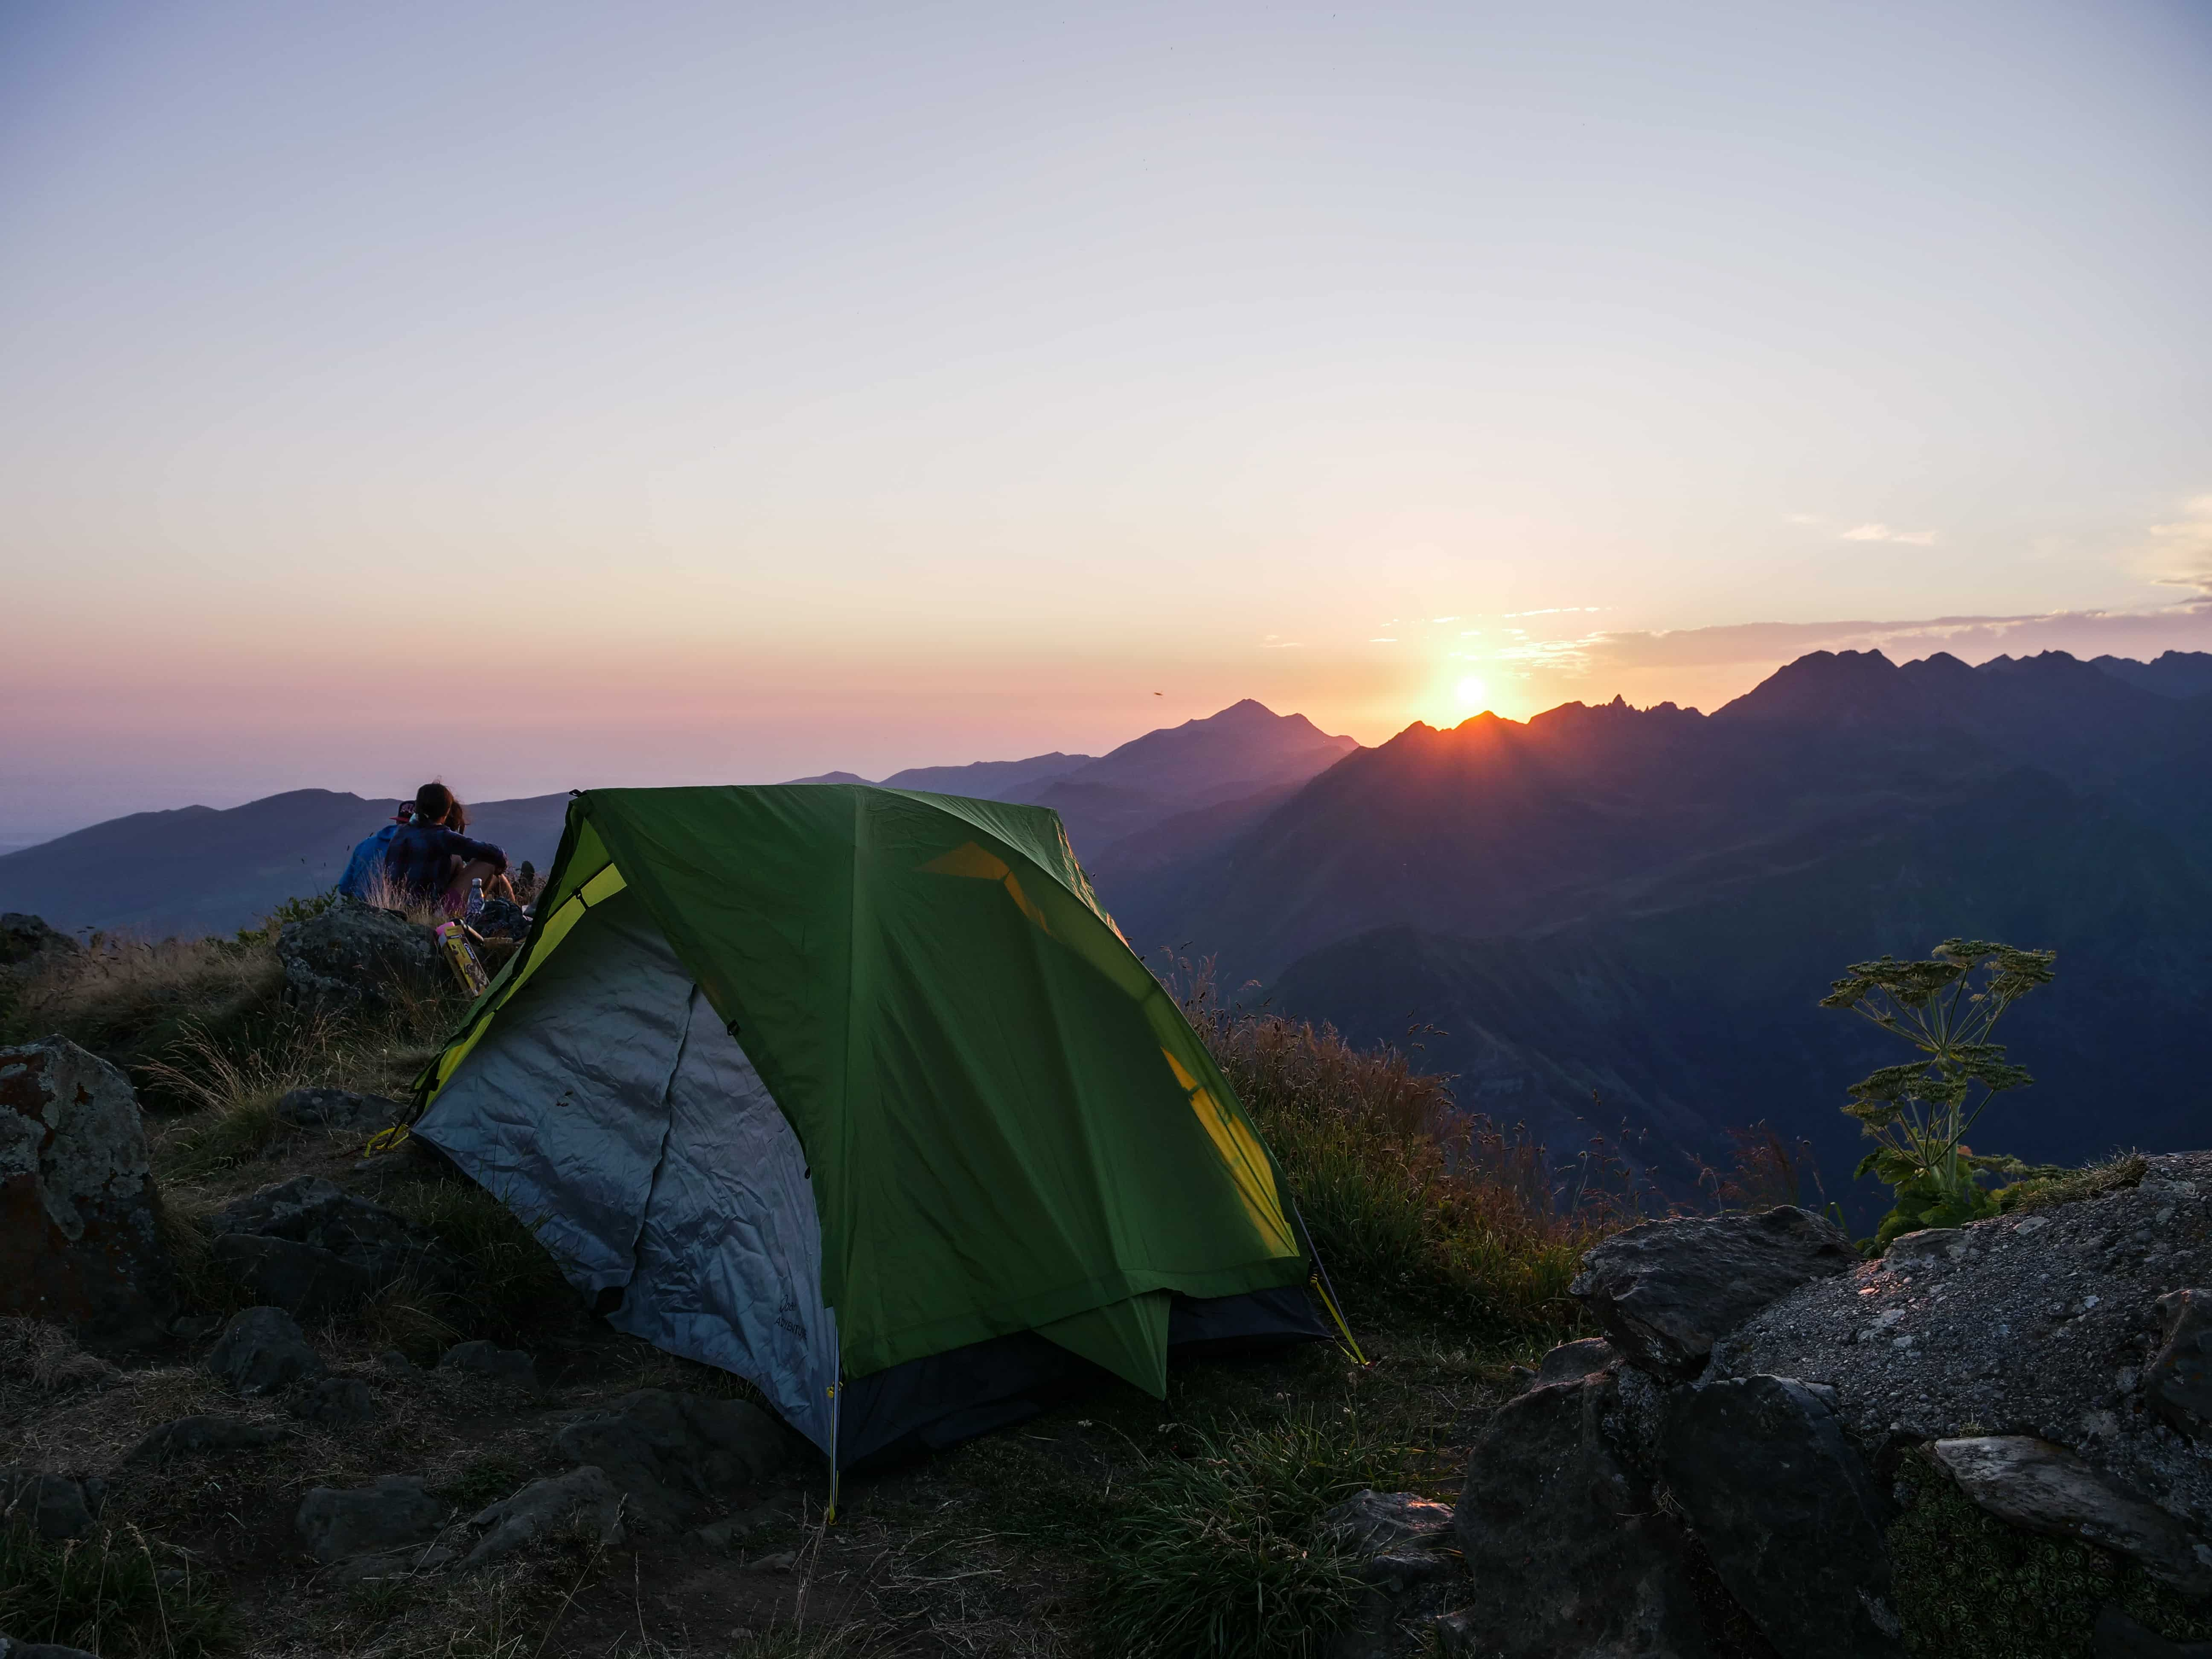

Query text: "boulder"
[275, 1088, 406, 1134]
[439, 1339, 540, 1393]
[212, 1176, 458, 1300]
[552, 1389, 795, 1532]
[0, 1468, 101, 1540]
[1569, 1206, 1857, 1380]
[1534, 1336, 1620, 1388]
[295, 1474, 448, 1564]
[277, 903, 439, 1010]
[1931, 1436, 2212, 1597]
[123, 1415, 288, 1464]
[1660, 1375, 1903, 1658]
[2148, 1289, 2212, 1438]
[427, 1465, 626, 1572]
[207, 1306, 325, 1396]
[0, 914, 76, 969]
[0, 1036, 173, 1341]
[1712, 1153, 2212, 1537]
[211, 1234, 376, 1320]
[1444, 1373, 1711, 1658]
[0, 1636, 103, 1659]
[1319, 1491, 1460, 1659]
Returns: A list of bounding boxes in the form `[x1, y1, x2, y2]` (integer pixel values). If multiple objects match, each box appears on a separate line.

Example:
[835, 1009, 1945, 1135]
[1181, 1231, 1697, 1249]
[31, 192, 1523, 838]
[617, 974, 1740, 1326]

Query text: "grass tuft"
[1994, 1152, 2149, 1214]
[1888, 1455, 2212, 1656]
[1086, 1408, 1404, 1659]
[0, 1522, 235, 1658]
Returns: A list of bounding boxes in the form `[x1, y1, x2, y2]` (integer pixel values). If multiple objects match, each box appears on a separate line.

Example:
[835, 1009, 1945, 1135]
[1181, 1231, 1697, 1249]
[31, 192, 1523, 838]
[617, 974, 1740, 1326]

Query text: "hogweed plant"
[1820, 938, 2057, 1250]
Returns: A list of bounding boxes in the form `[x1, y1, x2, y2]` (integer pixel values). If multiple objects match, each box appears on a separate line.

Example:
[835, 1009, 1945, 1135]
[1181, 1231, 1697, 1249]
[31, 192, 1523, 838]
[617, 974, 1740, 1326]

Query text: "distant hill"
[789, 702, 1358, 872]
[879, 754, 1094, 795]
[0, 701, 1356, 940]
[0, 790, 570, 940]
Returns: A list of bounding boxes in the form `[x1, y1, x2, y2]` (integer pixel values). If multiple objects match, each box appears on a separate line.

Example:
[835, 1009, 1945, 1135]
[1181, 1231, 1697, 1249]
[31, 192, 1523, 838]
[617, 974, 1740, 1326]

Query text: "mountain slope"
[0, 790, 570, 939]
[1270, 765, 2212, 1218]
[879, 753, 1093, 795]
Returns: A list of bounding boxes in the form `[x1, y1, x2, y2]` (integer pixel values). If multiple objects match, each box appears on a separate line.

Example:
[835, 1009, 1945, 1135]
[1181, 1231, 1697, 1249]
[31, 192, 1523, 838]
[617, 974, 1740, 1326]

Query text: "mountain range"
[0, 700, 1356, 940]
[1161, 648, 2212, 1218]
[8, 646, 2209, 1220]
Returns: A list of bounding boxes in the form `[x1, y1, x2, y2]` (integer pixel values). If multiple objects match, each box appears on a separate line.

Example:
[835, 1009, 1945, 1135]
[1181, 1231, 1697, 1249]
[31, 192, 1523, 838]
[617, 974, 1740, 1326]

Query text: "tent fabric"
[412, 783, 1320, 1452]
[415, 889, 840, 1453]
[571, 785, 1307, 1386]
[838, 1285, 1329, 1470]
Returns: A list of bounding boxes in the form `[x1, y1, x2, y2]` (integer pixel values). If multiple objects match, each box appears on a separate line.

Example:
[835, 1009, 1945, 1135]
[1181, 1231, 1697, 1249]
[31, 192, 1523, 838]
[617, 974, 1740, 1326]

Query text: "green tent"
[411, 785, 1345, 1471]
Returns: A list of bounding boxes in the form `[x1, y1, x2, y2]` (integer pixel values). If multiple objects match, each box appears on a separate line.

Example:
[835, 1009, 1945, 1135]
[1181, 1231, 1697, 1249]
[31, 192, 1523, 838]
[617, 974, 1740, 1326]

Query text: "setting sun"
[1454, 675, 1488, 710]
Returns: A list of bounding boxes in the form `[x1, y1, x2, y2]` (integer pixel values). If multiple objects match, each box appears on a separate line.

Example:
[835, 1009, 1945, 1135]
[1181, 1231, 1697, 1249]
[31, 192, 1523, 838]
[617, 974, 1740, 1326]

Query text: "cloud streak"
[1839, 523, 1939, 545]
[1531, 599, 2212, 678]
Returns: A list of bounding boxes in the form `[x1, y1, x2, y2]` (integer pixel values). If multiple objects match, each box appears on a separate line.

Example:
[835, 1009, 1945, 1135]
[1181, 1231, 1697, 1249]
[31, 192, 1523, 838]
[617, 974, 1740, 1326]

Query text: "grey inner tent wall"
[414, 889, 841, 1456]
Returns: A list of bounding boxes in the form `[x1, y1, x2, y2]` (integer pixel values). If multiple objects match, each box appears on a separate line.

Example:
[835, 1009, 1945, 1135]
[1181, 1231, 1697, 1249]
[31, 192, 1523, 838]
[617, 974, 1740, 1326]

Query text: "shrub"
[1820, 938, 2056, 1249]
[0, 1523, 235, 1658]
[1089, 1409, 1403, 1659]
[1185, 983, 1612, 1342]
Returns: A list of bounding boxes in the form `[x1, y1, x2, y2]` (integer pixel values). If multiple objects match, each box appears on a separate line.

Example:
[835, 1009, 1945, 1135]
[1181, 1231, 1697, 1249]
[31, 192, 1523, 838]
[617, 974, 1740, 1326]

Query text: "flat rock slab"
[207, 1306, 325, 1396]
[1534, 1336, 1620, 1388]
[212, 1233, 377, 1320]
[2149, 1289, 2212, 1438]
[0, 1036, 174, 1341]
[1661, 1375, 1902, 1659]
[1320, 1491, 1461, 1659]
[1712, 1152, 2212, 1537]
[276, 1087, 405, 1133]
[123, 1415, 288, 1464]
[424, 1465, 626, 1572]
[1571, 1205, 1856, 1380]
[553, 1389, 795, 1532]
[296, 1474, 448, 1564]
[1933, 1435, 2212, 1597]
[212, 1175, 457, 1293]
[1446, 1372, 1711, 1659]
[0, 1635, 104, 1659]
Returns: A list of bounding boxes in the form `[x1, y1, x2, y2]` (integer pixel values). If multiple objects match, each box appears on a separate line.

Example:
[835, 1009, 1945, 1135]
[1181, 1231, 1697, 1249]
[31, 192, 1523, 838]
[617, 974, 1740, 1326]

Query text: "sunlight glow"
[1454, 675, 1488, 710]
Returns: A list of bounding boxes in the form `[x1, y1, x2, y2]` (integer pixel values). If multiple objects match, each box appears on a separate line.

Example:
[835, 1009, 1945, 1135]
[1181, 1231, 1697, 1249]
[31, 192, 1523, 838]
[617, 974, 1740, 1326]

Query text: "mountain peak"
[1714, 649, 1908, 725]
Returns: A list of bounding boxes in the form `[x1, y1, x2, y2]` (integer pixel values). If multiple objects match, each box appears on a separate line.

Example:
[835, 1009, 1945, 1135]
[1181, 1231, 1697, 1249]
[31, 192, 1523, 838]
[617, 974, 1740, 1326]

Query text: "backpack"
[337, 823, 402, 900]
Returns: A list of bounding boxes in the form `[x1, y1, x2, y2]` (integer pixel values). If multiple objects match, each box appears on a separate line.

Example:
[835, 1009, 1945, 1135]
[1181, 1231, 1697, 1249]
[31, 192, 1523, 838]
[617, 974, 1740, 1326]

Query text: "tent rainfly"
[409, 785, 1351, 1477]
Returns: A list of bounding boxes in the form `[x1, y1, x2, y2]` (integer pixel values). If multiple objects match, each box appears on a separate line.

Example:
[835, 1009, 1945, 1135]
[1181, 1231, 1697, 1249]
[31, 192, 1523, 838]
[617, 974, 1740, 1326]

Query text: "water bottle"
[465, 877, 485, 923]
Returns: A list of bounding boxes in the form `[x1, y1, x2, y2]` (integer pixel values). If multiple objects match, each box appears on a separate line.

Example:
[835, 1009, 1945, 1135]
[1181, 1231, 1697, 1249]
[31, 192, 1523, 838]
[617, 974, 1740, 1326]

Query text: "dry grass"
[1185, 983, 1618, 1342]
[3, 932, 284, 1077]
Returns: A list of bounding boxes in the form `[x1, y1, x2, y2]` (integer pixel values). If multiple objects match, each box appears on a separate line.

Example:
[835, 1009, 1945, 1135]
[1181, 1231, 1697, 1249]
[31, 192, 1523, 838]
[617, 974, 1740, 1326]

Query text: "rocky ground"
[8, 905, 2212, 1657]
[1, 1030, 1506, 1658]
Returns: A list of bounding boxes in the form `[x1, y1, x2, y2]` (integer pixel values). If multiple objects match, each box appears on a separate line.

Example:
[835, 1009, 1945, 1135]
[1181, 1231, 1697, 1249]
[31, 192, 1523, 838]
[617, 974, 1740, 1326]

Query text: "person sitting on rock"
[381, 783, 514, 914]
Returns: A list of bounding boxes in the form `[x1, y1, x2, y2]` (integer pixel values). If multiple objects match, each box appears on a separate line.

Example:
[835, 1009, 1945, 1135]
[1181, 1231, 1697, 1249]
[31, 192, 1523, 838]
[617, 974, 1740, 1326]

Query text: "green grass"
[1888, 1458, 2212, 1656]
[1993, 1152, 2149, 1215]
[0, 1523, 236, 1658]
[1083, 1408, 1405, 1659]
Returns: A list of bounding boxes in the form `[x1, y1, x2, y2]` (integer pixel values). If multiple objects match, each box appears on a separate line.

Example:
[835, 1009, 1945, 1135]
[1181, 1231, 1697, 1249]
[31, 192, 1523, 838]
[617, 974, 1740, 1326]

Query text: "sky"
[3, 0, 2209, 844]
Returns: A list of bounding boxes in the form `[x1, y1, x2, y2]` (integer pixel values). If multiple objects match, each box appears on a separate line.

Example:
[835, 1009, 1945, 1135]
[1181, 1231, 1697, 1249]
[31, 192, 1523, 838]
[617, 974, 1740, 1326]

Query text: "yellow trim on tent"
[420, 858, 629, 1106]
